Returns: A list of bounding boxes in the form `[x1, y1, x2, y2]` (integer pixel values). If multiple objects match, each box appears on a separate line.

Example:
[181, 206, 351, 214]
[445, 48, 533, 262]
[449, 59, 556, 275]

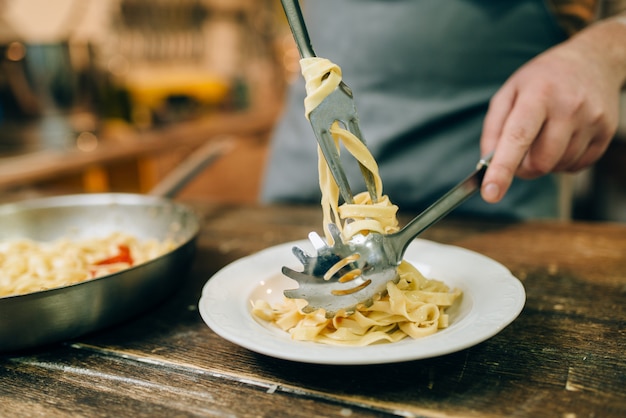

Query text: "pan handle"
[147, 136, 235, 199]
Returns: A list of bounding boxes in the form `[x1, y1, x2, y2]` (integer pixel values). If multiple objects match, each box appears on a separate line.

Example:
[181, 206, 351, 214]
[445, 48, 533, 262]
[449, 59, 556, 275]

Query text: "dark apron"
[262, 0, 568, 219]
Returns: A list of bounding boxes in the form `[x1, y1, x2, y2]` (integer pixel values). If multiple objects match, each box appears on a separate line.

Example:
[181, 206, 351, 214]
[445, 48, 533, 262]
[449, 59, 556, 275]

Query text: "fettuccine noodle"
[252, 57, 461, 346]
[0, 232, 174, 297]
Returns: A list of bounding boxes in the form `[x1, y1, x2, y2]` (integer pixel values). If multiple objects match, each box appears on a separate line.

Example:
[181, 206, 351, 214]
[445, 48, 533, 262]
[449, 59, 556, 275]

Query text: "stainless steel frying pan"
[0, 138, 232, 352]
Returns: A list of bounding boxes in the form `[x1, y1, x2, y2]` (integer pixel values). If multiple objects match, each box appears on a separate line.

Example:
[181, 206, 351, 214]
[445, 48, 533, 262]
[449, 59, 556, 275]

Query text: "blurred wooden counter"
[0, 106, 280, 202]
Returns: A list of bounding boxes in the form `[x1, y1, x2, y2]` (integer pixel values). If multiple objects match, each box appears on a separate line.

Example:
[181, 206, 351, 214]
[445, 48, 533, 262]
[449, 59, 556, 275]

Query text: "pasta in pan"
[0, 232, 174, 297]
[252, 57, 461, 346]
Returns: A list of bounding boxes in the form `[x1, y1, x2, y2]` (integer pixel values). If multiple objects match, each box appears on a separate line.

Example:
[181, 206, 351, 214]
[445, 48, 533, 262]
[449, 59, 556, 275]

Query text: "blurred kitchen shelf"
[0, 101, 281, 203]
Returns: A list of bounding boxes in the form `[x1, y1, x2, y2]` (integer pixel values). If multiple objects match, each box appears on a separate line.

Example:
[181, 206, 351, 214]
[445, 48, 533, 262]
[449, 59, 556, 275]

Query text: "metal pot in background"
[0, 40, 100, 155]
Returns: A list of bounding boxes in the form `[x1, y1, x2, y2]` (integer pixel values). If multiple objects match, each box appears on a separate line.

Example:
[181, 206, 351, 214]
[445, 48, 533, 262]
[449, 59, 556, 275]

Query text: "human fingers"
[480, 86, 514, 157]
[516, 116, 574, 178]
[565, 134, 612, 172]
[552, 98, 616, 172]
[480, 92, 547, 203]
[550, 128, 590, 172]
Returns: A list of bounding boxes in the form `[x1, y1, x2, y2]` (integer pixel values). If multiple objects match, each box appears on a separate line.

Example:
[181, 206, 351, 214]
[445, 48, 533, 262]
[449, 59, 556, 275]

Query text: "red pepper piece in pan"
[94, 244, 134, 266]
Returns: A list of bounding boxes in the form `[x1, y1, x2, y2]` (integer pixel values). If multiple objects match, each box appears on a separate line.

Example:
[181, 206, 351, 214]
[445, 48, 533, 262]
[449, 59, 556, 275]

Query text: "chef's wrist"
[579, 12, 626, 87]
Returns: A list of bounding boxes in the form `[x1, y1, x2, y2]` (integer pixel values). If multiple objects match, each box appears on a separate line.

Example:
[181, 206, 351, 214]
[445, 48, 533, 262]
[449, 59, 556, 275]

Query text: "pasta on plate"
[0, 232, 174, 297]
[252, 57, 461, 346]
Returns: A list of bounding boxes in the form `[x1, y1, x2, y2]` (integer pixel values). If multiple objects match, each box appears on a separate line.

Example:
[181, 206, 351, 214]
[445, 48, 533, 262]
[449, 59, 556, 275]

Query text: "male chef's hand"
[479, 16, 626, 203]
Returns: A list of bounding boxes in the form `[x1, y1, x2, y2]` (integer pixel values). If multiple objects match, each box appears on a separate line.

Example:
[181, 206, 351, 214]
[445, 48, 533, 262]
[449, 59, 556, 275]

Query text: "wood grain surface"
[1, 203, 624, 418]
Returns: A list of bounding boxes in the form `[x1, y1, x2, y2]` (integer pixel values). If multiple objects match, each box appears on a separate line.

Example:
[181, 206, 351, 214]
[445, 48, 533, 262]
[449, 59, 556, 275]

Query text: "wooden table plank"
[2, 348, 388, 418]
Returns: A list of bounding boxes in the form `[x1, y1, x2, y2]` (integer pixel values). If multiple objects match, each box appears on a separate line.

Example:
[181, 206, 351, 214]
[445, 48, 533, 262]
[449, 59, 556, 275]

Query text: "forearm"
[568, 11, 626, 87]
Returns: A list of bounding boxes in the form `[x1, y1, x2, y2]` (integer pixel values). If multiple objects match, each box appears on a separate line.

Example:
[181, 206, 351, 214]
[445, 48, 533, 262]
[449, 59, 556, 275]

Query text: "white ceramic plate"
[199, 239, 525, 365]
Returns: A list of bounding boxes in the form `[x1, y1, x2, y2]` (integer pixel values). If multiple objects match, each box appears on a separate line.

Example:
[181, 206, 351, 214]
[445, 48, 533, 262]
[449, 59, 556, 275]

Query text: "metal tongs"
[280, 0, 377, 203]
[280, 1, 492, 317]
[283, 154, 493, 317]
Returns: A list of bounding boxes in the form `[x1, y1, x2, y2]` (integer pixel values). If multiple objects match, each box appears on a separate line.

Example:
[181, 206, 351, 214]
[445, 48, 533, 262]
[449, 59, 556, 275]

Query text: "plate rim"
[198, 239, 525, 365]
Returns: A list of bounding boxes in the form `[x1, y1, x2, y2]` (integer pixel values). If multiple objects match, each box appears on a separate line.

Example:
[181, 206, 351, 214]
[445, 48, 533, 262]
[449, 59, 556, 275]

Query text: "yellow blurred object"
[125, 69, 231, 110]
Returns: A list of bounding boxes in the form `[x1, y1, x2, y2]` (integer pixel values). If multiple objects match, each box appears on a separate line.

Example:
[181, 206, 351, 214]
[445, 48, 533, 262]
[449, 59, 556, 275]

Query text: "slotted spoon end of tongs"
[282, 264, 397, 317]
[282, 227, 399, 318]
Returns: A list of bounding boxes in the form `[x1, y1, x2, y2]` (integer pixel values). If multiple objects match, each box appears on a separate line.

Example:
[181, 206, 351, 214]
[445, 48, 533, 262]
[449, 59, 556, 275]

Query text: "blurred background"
[0, 0, 296, 204]
[0, 0, 624, 221]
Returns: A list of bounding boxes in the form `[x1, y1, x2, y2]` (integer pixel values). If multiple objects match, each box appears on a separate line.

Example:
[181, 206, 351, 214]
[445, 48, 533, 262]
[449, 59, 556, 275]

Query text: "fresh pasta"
[253, 261, 461, 346]
[251, 57, 461, 346]
[0, 232, 174, 297]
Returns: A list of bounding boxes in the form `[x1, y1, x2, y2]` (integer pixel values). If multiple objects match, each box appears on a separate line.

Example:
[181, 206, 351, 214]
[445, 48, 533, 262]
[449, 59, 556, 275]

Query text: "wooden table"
[1, 203, 624, 417]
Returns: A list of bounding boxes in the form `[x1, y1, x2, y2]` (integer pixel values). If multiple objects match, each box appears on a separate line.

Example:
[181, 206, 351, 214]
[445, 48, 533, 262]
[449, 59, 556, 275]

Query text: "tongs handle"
[280, 0, 315, 59]
[280, 0, 378, 205]
[388, 153, 494, 261]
